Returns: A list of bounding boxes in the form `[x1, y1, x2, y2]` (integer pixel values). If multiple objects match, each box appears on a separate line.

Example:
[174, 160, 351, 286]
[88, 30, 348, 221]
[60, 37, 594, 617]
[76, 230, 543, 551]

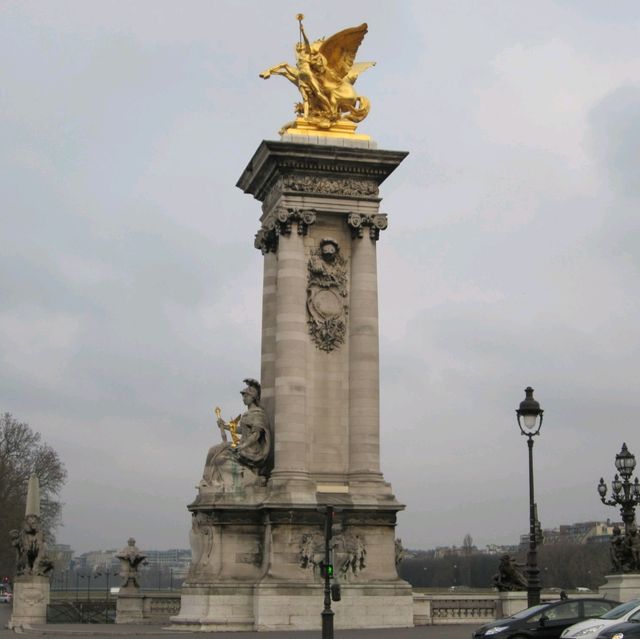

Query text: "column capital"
[254, 207, 317, 254]
[347, 213, 388, 241]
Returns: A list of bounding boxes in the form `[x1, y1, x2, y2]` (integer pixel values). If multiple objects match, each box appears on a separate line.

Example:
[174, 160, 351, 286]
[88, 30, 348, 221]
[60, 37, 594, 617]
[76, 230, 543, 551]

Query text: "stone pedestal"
[116, 588, 146, 624]
[172, 137, 412, 631]
[8, 575, 50, 629]
[599, 573, 640, 602]
[495, 591, 528, 618]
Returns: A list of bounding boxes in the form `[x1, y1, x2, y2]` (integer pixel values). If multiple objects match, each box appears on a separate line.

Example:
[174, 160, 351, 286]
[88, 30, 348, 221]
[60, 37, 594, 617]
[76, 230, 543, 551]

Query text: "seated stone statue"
[493, 554, 527, 591]
[201, 378, 271, 491]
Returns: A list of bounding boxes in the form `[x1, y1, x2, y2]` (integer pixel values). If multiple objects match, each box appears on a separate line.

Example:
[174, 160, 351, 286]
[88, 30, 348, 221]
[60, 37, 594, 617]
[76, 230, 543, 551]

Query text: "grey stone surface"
[599, 572, 640, 602]
[7, 576, 49, 629]
[115, 591, 146, 625]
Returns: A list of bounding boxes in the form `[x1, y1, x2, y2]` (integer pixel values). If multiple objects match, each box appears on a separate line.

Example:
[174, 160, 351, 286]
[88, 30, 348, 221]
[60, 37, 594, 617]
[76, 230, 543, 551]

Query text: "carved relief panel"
[306, 238, 349, 352]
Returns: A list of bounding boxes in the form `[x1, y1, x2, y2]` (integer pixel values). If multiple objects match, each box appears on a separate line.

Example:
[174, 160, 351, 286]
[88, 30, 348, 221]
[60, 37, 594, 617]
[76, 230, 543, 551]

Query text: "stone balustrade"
[412, 591, 602, 626]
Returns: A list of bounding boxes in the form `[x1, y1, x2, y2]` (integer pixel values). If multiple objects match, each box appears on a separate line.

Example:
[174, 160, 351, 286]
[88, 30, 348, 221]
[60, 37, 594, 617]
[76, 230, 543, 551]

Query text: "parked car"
[472, 598, 621, 639]
[561, 599, 640, 639]
[0, 592, 12, 603]
[595, 610, 640, 639]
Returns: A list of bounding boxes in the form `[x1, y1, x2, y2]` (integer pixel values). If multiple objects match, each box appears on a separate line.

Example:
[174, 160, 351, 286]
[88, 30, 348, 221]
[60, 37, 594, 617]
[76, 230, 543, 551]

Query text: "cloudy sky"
[2, 1, 640, 554]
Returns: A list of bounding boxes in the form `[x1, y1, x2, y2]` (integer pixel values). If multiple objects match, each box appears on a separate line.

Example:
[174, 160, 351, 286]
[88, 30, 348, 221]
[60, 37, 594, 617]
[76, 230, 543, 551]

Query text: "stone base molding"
[8, 575, 50, 630]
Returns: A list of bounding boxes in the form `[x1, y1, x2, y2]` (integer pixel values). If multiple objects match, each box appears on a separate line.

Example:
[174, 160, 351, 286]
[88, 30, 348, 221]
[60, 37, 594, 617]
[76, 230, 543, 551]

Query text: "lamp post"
[598, 443, 640, 535]
[516, 386, 544, 607]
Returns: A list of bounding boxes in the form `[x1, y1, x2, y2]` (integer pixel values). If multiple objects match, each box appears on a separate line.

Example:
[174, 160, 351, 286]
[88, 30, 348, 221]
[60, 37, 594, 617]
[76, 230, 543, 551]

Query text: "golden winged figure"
[214, 406, 241, 448]
[260, 15, 375, 135]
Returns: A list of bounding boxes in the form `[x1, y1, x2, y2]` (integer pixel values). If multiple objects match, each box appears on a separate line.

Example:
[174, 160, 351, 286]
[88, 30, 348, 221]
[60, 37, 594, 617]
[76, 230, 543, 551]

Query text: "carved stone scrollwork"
[306, 238, 349, 352]
[254, 207, 317, 254]
[346, 212, 388, 241]
[281, 175, 379, 197]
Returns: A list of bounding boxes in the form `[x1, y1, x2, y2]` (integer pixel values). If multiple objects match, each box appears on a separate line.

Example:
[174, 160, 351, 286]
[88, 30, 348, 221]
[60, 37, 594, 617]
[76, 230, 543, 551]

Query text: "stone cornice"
[237, 140, 409, 203]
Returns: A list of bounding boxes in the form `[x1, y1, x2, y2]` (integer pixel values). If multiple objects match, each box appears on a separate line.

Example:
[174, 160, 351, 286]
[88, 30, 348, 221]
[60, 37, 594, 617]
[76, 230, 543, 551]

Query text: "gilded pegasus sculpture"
[260, 15, 375, 135]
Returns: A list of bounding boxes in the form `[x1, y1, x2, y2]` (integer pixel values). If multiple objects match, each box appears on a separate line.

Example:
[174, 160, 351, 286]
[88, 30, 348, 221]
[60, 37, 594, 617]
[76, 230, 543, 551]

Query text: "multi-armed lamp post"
[598, 443, 640, 535]
[516, 386, 544, 607]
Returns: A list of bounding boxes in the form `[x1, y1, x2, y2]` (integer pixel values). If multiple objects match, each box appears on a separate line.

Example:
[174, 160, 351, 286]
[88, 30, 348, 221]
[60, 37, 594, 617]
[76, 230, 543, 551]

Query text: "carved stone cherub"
[116, 538, 147, 589]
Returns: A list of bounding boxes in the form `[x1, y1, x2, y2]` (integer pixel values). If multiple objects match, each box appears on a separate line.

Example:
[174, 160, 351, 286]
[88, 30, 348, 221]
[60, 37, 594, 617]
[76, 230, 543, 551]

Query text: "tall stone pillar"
[270, 217, 314, 499]
[174, 138, 413, 632]
[347, 214, 387, 484]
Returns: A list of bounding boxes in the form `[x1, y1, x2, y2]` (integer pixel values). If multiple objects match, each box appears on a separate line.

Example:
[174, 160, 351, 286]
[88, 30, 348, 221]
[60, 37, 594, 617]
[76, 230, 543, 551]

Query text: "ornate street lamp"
[598, 443, 640, 535]
[516, 386, 544, 607]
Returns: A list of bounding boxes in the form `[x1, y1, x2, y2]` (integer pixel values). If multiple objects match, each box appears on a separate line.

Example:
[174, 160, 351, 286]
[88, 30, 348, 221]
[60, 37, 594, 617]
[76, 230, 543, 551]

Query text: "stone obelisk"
[173, 18, 413, 631]
[9, 474, 52, 630]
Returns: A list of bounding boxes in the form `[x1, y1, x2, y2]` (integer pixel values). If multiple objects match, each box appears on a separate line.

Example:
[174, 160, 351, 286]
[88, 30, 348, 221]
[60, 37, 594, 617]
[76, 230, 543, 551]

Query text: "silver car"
[561, 600, 640, 639]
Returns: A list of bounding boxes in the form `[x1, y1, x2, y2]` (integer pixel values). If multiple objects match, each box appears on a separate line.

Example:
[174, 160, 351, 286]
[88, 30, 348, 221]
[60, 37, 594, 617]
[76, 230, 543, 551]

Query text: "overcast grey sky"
[2, 0, 640, 554]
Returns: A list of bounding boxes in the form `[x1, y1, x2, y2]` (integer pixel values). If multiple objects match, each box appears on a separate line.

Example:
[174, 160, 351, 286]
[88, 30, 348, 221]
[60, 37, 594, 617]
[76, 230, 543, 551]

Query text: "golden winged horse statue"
[260, 15, 375, 135]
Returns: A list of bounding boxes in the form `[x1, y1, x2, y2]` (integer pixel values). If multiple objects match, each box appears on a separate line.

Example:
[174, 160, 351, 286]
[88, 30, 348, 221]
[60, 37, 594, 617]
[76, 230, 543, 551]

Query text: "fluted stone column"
[347, 214, 388, 482]
[259, 251, 277, 424]
[269, 221, 314, 499]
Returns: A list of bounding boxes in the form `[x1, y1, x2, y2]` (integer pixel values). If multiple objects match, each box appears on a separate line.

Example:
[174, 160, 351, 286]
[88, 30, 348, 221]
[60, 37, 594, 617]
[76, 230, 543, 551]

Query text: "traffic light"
[330, 583, 341, 602]
[320, 561, 334, 579]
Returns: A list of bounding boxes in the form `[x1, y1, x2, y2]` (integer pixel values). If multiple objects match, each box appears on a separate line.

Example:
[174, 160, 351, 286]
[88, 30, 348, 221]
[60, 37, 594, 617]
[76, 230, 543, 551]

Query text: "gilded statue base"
[282, 118, 371, 141]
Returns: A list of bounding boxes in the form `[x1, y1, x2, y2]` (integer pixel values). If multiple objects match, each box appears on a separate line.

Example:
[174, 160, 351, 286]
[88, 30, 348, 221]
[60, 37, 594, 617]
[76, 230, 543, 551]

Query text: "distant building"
[77, 549, 118, 572]
[142, 549, 191, 577]
[519, 520, 620, 549]
[49, 544, 74, 570]
[483, 544, 519, 555]
[432, 544, 479, 558]
[71, 547, 192, 578]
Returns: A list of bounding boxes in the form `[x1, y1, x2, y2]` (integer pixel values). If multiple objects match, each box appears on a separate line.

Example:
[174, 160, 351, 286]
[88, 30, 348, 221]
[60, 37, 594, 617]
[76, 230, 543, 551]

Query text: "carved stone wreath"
[307, 239, 349, 352]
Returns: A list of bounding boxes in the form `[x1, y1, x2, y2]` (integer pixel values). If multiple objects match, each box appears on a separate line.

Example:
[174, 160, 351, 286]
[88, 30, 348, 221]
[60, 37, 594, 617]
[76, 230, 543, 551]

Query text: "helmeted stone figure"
[201, 378, 271, 490]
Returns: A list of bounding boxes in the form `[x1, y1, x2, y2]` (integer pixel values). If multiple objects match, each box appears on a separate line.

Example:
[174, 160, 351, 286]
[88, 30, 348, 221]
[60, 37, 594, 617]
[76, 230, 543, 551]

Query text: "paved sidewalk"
[1, 627, 474, 639]
[0, 615, 475, 638]
[0, 604, 476, 638]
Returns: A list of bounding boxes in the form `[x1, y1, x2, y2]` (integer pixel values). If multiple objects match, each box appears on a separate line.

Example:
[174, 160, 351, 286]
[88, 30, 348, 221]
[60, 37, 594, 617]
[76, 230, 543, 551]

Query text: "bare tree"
[0, 413, 67, 579]
[462, 533, 474, 556]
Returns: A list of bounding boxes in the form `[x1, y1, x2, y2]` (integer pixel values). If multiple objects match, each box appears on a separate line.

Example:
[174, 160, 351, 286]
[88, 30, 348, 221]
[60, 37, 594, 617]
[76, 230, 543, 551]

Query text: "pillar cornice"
[254, 207, 317, 254]
[347, 212, 389, 241]
[236, 140, 408, 204]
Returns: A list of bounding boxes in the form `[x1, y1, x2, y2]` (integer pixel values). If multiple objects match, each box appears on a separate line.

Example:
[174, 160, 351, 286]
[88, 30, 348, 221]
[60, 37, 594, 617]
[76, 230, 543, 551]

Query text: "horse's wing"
[346, 61, 376, 85]
[319, 23, 369, 80]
